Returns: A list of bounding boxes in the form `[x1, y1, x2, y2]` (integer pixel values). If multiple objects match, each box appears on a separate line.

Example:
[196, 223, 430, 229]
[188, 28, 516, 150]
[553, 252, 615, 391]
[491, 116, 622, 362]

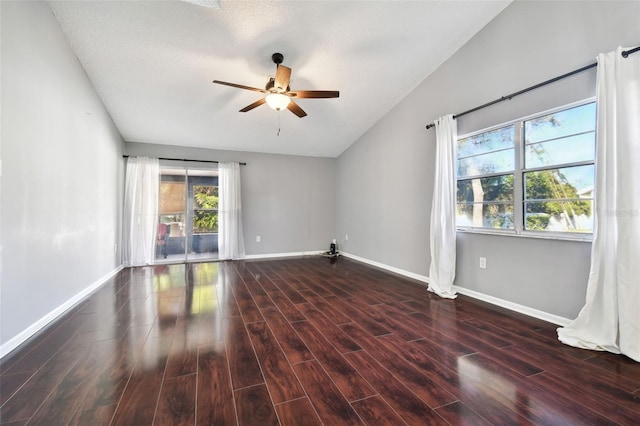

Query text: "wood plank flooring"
[1, 256, 640, 425]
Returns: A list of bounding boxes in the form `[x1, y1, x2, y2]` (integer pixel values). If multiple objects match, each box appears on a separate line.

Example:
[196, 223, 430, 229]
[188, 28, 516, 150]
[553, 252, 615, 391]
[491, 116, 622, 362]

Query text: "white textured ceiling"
[49, 0, 510, 158]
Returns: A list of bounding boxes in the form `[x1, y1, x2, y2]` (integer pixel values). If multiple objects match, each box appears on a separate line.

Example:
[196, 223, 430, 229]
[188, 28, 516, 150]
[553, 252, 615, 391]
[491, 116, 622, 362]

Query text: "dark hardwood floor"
[2, 256, 640, 425]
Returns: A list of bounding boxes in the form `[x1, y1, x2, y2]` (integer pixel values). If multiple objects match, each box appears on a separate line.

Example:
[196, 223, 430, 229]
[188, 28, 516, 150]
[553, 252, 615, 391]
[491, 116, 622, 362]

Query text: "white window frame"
[456, 98, 596, 242]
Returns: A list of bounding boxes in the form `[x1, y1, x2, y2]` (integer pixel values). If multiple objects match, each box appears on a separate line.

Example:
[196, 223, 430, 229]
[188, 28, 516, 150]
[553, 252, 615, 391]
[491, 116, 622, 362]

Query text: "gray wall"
[125, 143, 336, 256]
[337, 0, 640, 319]
[1, 2, 124, 348]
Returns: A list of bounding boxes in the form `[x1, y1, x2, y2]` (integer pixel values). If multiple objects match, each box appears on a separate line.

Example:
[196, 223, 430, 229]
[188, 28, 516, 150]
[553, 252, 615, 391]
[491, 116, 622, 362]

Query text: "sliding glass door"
[156, 167, 218, 263]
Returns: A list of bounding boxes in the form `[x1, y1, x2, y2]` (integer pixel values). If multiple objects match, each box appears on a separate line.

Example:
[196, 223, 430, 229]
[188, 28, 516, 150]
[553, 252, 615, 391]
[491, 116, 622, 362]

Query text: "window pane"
[525, 201, 593, 233]
[525, 132, 595, 168]
[456, 203, 514, 229]
[525, 102, 596, 144]
[457, 175, 514, 203]
[457, 125, 515, 157]
[457, 149, 514, 178]
[192, 185, 219, 234]
[524, 165, 594, 201]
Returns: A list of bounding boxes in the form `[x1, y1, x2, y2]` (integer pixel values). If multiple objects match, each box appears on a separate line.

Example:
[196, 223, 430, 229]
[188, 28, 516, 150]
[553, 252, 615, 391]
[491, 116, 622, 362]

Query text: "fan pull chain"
[277, 111, 281, 136]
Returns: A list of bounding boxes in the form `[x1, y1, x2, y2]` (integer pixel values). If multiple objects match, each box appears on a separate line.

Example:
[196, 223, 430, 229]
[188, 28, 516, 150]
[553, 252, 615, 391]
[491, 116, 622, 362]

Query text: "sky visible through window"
[524, 102, 596, 193]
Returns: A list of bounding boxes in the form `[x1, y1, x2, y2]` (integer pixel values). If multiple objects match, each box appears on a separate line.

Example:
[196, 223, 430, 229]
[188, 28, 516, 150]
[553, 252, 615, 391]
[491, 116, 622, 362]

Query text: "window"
[456, 101, 596, 237]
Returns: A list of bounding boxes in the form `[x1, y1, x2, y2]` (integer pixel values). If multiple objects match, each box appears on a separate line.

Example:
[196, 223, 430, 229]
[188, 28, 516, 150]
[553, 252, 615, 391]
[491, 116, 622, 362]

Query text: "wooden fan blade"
[239, 97, 266, 112]
[213, 80, 267, 93]
[274, 65, 291, 91]
[287, 100, 307, 118]
[288, 90, 339, 98]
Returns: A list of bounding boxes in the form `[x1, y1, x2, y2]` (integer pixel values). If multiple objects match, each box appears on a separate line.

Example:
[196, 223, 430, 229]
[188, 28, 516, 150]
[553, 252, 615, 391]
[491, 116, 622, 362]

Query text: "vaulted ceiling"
[49, 1, 510, 158]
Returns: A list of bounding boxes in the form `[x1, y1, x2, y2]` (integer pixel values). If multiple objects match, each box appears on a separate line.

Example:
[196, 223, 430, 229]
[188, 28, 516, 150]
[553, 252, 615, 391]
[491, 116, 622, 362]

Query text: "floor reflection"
[457, 355, 518, 407]
[125, 262, 233, 358]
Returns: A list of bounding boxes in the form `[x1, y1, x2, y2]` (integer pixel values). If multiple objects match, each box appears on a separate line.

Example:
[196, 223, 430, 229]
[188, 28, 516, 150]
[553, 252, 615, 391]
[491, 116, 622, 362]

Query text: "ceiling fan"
[213, 53, 339, 118]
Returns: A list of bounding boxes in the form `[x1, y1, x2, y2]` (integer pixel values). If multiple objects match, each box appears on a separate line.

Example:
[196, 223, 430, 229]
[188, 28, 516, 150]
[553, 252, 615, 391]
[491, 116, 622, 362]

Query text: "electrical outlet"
[479, 257, 487, 269]
[345, 234, 349, 241]
[256, 235, 261, 243]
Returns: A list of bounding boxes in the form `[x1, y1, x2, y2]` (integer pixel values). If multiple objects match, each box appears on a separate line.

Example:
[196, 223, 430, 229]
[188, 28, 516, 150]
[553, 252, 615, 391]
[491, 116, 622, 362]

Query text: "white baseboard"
[340, 252, 430, 284]
[340, 252, 571, 326]
[0, 265, 124, 359]
[243, 250, 325, 260]
[453, 286, 571, 326]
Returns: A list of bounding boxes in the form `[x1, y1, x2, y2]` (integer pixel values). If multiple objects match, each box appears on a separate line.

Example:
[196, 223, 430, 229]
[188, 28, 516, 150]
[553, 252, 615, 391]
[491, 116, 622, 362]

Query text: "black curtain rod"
[123, 155, 246, 166]
[425, 45, 640, 130]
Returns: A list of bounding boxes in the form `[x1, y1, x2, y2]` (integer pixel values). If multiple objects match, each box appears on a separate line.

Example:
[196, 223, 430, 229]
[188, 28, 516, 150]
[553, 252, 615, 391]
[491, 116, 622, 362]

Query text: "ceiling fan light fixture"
[265, 93, 290, 111]
[213, 53, 338, 118]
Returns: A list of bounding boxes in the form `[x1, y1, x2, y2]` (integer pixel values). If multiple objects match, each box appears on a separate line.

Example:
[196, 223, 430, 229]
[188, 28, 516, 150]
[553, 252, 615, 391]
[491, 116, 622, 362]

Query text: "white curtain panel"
[122, 156, 159, 266]
[428, 114, 458, 299]
[218, 162, 245, 260]
[558, 47, 640, 362]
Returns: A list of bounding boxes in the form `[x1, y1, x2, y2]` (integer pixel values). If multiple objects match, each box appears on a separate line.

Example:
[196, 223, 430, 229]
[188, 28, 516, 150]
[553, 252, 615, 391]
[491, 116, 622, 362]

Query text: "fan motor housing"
[271, 52, 284, 65]
[265, 77, 289, 93]
[265, 78, 275, 92]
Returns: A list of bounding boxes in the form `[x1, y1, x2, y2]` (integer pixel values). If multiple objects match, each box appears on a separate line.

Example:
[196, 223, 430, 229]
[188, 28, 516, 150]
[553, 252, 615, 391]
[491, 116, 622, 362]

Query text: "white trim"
[457, 227, 593, 243]
[453, 286, 571, 326]
[340, 252, 430, 284]
[0, 266, 124, 359]
[243, 250, 325, 260]
[341, 252, 571, 326]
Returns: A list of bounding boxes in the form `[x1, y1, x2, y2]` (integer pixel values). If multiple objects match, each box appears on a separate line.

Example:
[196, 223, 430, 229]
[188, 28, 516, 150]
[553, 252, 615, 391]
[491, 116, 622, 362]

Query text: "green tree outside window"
[193, 185, 218, 233]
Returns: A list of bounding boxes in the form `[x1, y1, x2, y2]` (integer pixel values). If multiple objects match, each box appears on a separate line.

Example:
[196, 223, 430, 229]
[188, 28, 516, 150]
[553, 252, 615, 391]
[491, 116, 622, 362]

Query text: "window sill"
[456, 227, 593, 243]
